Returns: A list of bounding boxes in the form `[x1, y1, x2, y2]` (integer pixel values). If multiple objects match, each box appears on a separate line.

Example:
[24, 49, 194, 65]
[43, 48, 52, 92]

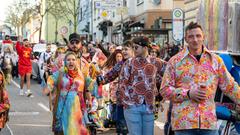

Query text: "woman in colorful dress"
[46, 52, 89, 135]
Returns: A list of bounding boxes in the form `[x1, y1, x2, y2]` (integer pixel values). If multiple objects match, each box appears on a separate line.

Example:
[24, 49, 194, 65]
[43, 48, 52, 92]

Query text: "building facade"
[80, 0, 184, 45]
[184, 0, 201, 26]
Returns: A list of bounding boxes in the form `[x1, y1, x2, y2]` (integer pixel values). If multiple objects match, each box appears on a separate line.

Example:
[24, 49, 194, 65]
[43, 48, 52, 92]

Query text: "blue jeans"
[175, 129, 219, 135]
[124, 104, 154, 135]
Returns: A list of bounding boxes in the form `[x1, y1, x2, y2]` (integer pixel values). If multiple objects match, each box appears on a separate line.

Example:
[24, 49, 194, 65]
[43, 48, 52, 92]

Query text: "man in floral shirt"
[119, 36, 165, 135]
[160, 22, 240, 135]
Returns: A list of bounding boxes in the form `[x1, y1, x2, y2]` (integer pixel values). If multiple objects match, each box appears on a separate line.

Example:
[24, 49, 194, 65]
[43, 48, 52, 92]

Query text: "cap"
[69, 33, 80, 42]
[132, 36, 149, 47]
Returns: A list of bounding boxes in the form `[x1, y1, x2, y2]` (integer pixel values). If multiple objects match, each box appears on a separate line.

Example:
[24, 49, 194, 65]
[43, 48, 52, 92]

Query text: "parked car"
[31, 43, 57, 83]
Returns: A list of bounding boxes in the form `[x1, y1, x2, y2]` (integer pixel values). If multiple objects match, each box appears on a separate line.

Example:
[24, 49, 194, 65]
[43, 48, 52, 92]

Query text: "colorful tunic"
[160, 47, 240, 130]
[48, 69, 88, 135]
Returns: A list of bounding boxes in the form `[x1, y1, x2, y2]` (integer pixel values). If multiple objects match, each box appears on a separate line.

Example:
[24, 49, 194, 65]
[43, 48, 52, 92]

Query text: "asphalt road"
[1, 78, 167, 135]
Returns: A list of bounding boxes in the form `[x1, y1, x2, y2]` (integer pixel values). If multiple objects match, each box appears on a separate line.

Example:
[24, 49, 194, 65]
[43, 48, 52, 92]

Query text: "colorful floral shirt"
[160, 46, 240, 130]
[119, 57, 165, 113]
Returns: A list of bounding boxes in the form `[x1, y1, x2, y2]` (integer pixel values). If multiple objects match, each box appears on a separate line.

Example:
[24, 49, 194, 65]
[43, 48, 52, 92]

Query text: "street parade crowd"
[0, 22, 240, 135]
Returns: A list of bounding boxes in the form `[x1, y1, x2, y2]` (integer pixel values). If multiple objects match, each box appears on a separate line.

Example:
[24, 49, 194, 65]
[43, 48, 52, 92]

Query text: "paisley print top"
[119, 57, 165, 113]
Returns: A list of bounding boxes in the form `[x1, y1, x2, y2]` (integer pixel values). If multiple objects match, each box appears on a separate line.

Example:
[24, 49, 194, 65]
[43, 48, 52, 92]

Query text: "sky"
[0, 0, 14, 24]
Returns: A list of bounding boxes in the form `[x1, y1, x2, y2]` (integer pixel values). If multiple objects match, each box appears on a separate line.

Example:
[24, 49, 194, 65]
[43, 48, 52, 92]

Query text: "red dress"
[15, 42, 32, 76]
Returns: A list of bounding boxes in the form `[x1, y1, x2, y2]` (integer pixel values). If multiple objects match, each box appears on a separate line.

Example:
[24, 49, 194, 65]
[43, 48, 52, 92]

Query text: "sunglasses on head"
[70, 40, 80, 45]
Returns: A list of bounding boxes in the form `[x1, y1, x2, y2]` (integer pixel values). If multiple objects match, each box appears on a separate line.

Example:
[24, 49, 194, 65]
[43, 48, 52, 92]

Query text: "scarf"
[68, 68, 79, 79]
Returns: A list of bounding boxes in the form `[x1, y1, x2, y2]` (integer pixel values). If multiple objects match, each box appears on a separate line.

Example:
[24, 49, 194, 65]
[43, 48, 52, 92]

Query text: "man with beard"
[66, 33, 92, 125]
[67, 33, 89, 77]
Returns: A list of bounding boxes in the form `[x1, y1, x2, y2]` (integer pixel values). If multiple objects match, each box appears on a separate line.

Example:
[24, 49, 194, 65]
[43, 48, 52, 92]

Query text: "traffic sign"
[95, 1, 122, 9]
[116, 7, 128, 15]
[101, 10, 109, 18]
[172, 8, 184, 42]
[59, 26, 68, 34]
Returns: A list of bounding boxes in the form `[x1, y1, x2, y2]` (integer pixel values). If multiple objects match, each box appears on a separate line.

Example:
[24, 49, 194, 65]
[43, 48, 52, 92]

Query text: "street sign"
[116, 7, 128, 15]
[59, 26, 68, 34]
[101, 10, 109, 18]
[172, 8, 184, 42]
[95, 1, 122, 9]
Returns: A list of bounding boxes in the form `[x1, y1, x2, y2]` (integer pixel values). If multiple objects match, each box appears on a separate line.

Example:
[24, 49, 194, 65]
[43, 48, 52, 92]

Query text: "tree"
[5, 0, 34, 36]
[48, 0, 67, 43]
[58, 0, 81, 33]
[34, 0, 55, 42]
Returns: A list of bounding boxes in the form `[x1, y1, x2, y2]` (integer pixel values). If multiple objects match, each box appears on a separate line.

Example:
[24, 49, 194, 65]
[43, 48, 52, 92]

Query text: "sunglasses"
[70, 40, 80, 45]
[150, 51, 157, 54]
[133, 45, 140, 50]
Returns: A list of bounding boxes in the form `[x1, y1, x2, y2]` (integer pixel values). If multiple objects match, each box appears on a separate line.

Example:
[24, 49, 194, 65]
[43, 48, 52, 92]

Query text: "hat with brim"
[132, 36, 149, 47]
[69, 33, 81, 42]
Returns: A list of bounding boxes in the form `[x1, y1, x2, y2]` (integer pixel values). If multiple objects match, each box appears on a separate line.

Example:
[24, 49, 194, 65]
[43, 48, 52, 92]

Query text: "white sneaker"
[25, 90, 33, 98]
[19, 89, 24, 96]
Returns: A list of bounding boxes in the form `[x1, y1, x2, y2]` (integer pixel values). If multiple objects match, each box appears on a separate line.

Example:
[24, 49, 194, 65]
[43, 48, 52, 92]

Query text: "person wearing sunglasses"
[118, 36, 166, 135]
[66, 33, 92, 121]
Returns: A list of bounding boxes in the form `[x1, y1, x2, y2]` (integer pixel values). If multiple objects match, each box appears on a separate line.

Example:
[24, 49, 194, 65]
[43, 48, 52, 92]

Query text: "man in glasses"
[67, 33, 89, 77]
[117, 36, 165, 135]
[66, 33, 92, 123]
[16, 39, 33, 97]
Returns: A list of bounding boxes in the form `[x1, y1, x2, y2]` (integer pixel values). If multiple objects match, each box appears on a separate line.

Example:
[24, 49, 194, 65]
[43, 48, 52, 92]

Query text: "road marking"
[6, 124, 14, 135]
[11, 80, 20, 88]
[9, 112, 39, 116]
[38, 102, 50, 112]
[154, 121, 165, 129]
[9, 124, 51, 127]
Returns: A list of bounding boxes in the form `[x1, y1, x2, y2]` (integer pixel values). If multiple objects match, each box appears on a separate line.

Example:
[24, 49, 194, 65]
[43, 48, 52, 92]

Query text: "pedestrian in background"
[97, 40, 134, 135]
[160, 22, 240, 135]
[15, 39, 33, 97]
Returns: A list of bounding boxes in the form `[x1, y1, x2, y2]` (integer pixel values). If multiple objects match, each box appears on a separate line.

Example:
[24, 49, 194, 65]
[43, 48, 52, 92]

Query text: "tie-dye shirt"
[160, 46, 240, 130]
[47, 69, 89, 135]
